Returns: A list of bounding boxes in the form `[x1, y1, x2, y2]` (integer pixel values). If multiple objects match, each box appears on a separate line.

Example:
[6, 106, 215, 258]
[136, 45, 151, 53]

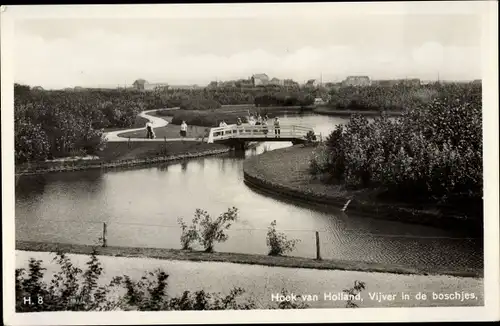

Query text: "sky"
[14, 12, 482, 89]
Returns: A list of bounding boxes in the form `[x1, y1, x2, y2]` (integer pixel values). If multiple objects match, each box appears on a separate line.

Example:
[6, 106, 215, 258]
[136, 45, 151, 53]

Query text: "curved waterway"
[15, 113, 483, 274]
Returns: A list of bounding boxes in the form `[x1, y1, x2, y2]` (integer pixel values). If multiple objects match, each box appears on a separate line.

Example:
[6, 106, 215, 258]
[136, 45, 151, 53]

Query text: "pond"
[15, 113, 483, 274]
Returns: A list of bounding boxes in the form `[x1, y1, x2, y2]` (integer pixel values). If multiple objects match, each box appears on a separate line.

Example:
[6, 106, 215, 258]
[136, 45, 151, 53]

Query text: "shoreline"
[15, 146, 231, 176]
[313, 107, 403, 117]
[242, 146, 482, 234]
[15, 240, 482, 278]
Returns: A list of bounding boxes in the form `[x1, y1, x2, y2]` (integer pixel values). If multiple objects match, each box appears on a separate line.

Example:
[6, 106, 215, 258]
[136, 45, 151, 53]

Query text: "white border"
[2, 2, 499, 324]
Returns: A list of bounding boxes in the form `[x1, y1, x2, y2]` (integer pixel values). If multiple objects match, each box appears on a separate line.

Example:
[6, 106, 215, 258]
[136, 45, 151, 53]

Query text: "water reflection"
[180, 160, 188, 173]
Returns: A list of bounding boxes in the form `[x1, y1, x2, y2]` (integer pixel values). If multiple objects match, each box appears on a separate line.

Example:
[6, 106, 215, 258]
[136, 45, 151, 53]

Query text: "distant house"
[472, 79, 482, 85]
[133, 79, 169, 91]
[283, 79, 299, 88]
[133, 79, 147, 90]
[269, 77, 284, 86]
[305, 79, 320, 88]
[342, 76, 371, 86]
[251, 73, 269, 87]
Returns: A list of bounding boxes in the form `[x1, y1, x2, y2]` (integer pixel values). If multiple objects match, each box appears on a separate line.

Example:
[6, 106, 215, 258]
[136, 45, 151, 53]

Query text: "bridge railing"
[207, 124, 315, 143]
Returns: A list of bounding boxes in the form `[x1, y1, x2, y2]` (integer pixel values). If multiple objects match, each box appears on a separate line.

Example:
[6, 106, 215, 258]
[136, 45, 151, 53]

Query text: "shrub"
[177, 217, 199, 250]
[17, 252, 366, 311]
[266, 220, 300, 256]
[305, 130, 317, 144]
[312, 83, 483, 213]
[177, 207, 239, 253]
[16, 250, 121, 311]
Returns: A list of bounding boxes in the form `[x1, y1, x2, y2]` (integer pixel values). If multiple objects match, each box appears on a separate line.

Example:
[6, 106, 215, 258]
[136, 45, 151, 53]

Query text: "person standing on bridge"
[256, 114, 263, 126]
[180, 121, 188, 141]
[262, 118, 268, 137]
[274, 117, 281, 138]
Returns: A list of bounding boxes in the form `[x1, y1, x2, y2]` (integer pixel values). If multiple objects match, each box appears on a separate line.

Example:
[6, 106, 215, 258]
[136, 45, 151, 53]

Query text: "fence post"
[128, 137, 131, 149]
[315, 231, 321, 260]
[102, 222, 107, 247]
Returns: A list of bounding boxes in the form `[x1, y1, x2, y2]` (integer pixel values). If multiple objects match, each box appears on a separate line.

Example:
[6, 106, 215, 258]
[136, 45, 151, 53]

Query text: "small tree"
[266, 220, 300, 256]
[178, 207, 239, 253]
[177, 217, 199, 250]
[195, 207, 239, 253]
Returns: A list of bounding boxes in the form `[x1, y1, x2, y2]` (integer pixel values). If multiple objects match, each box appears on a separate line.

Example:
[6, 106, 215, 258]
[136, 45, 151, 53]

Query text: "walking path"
[15, 250, 484, 309]
[103, 108, 199, 142]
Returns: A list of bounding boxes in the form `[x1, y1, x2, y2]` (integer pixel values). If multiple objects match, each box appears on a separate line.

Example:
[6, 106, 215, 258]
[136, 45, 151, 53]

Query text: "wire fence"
[16, 218, 483, 272]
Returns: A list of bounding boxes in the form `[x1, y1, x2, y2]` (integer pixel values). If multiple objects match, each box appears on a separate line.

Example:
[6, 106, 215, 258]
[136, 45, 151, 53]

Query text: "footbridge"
[207, 124, 318, 145]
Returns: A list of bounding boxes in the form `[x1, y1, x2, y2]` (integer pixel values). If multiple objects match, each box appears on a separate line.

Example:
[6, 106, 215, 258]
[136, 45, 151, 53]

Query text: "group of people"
[219, 112, 281, 138]
[145, 112, 282, 141]
[145, 120, 189, 140]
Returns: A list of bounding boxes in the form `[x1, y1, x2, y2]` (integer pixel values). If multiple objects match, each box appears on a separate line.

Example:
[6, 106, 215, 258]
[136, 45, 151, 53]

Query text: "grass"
[242, 146, 482, 234]
[15, 240, 482, 278]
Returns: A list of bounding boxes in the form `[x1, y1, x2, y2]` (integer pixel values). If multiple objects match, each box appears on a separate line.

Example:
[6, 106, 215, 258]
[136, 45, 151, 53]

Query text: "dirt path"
[103, 108, 198, 142]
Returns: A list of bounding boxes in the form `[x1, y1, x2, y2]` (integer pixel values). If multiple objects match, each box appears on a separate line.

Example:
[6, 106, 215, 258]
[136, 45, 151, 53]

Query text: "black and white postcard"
[2, 2, 499, 325]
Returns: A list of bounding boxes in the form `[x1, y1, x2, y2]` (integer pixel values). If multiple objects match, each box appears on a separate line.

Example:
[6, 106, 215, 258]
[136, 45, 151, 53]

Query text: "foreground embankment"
[16, 249, 484, 309]
[15, 241, 482, 278]
[243, 146, 482, 234]
[15, 142, 231, 176]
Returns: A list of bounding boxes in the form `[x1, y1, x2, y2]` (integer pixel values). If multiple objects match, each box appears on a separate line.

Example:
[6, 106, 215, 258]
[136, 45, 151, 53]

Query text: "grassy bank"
[313, 106, 403, 117]
[243, 146, 482, 234]
[16, 141, 230, 175]
[15, 241, 482, 278]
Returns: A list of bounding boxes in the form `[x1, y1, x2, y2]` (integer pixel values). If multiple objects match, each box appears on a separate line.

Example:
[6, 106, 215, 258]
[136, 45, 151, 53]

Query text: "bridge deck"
[207, 124, 316, 143]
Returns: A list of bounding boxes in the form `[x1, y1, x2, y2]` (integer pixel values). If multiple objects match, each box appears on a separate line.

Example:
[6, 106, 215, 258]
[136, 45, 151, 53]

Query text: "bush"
[180, 98, 221, 111]
[178, 207, 239, 253]
[16, 251, 255, 311]
[327, 84, 441, 111]
[312, 83, 483, 213]
[17, 252, 366, 311]
[305, 130, 317, 144]
[177, 217, 199, 250]
[266, 220, 300, 256]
